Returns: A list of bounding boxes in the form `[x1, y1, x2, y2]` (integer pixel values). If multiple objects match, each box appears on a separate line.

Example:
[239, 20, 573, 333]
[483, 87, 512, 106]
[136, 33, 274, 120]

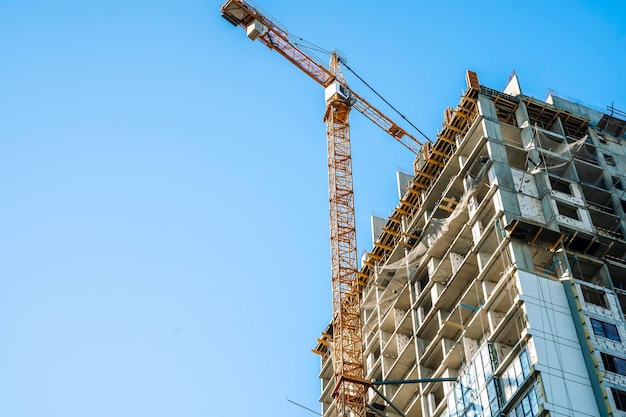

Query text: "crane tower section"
[220, 2, 422, 416]
[324, 53, 365, 417]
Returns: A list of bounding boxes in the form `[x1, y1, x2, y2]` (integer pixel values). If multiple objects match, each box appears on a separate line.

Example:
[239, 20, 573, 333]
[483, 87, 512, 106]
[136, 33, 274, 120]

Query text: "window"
[612, 388, 626, 411]
[613, 176, 624, 191]
[605, 154, 616, 166]
[601, 352, 626, 375]
[508, 385, 541, 417]
[550, 177, 572, 195]
[556, 201, 579, 220]
[590, 318, 621, 341]
[502, 350, 532, 401]
[581, 286, 609, 308]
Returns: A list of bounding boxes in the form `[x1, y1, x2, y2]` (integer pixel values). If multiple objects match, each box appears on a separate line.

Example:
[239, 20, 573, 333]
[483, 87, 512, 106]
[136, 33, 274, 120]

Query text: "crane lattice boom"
[220, 2, 422, 416]
[220, 0, 422, 154]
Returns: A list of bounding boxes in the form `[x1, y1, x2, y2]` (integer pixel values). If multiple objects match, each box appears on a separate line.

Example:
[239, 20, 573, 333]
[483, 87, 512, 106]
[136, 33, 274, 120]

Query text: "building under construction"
[314, 72, 626, 417]
[217, 2, 626, 415]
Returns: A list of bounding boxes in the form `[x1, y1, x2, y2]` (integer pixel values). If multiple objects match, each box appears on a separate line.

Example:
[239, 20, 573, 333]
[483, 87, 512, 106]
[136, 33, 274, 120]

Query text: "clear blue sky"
[1, 1, 624, 416]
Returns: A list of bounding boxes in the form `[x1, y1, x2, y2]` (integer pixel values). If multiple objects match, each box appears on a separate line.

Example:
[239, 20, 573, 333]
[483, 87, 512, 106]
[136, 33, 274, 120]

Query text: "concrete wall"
[518, 270, 601, 417]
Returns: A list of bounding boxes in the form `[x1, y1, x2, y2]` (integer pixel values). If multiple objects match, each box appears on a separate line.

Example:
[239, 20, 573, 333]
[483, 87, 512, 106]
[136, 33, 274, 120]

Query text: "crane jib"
[219, 0, 420, 151]
[219, 2, 423, 416]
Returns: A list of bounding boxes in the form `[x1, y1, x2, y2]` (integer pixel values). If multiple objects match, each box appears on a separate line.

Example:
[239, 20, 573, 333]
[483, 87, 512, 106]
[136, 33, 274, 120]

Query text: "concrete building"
[315, 71, 626, 417]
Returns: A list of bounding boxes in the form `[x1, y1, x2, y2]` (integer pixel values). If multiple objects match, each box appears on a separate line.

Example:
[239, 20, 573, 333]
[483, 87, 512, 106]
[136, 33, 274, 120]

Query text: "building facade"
[316, 72, 626, 417]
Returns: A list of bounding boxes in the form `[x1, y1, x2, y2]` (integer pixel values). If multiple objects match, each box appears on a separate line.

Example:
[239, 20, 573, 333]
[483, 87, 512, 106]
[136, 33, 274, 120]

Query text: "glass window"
[612, 388, 626, 411]
[506, 385, 542, 417]
[490, 396, 499, 417]
[514, 360, 524, 385]
[520, 350, 530, 376]
[501, 375, 511, 401]
[454, 383, 464, 409]
[529, 387, 539, 415]
[522, 396, 532, 417]
[503, 349, 532, 402]
[616, 357, 626, 375]
[601, 352, 615, 372]
[480, 387, 492, 417]
[482, 347, 493, 377]
[590, 318, 621, 341]
[460, 383, 475, 412]
[467, 401, 481, 417]
[601, 352, 626, 375]
[476, 359, 486, 386]
[488, 380, 500, 415]
[465, 362, 477, 392]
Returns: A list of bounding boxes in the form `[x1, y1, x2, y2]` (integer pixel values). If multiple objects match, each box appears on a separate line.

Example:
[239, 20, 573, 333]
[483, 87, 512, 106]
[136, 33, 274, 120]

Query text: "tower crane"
[219, 2, 423, 416]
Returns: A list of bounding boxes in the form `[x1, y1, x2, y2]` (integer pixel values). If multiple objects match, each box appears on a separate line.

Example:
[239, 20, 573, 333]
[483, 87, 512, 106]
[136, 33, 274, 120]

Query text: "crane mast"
[324, 53, 365, 417]
[220, 2, 422, 416]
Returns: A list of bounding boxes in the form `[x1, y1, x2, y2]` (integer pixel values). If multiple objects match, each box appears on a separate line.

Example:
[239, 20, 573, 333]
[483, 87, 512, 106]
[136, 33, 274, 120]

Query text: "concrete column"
[515, 100, 534, 148]
[477, 94, 522, 219]
[507, 239, 535, 272]
[477, 95, 538, 273]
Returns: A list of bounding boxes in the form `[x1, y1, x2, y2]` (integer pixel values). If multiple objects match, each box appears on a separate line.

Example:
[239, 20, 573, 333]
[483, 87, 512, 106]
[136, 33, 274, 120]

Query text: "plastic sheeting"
[529, 127, 588, 175]
[361, 174, 485, 311]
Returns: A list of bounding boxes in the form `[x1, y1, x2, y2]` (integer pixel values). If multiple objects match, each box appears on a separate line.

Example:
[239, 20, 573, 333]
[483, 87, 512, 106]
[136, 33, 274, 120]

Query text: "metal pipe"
[373, 378, 457, 385]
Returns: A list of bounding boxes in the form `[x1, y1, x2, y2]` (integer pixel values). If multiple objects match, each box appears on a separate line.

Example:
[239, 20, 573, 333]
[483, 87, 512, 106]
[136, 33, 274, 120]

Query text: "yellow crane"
[219, 2, 423, 416]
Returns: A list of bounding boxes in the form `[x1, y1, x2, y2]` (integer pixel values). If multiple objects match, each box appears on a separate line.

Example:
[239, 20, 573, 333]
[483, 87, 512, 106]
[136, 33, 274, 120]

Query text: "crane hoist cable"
[291, 35, 332, 55]
[339, 60, 433, 144]
[219, 2, 427, 416]
[290, 35, 432, 144]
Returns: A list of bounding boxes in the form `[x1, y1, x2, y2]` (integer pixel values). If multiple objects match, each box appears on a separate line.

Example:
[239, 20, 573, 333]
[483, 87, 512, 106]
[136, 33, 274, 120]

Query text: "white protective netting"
[361, 164, 488, 311]
[529, 127, 588, 175]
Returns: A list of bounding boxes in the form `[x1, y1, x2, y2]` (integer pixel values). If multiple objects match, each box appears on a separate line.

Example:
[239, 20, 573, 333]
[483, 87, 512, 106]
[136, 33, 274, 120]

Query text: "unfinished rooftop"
[316, 70, 626, 417]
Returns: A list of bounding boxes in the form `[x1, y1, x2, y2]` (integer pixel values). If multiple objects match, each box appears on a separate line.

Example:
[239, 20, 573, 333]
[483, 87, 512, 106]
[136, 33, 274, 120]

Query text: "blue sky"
[1, 1, 625, 416]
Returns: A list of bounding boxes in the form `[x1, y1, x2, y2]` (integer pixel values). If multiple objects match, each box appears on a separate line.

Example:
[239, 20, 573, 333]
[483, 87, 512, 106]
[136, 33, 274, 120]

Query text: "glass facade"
[442, 345, 541, 417]
[506, 382, 542, 417]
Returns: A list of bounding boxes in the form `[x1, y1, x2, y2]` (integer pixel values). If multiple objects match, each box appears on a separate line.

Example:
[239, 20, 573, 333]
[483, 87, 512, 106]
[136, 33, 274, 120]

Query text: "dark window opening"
[602, 352, 626, 375]
[613, 388, 626, 411]
[605, 154, 616, 167]
[581, 286, 608, 308]
[550, 177, 572, 194]
[556, 201, 579, 220]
